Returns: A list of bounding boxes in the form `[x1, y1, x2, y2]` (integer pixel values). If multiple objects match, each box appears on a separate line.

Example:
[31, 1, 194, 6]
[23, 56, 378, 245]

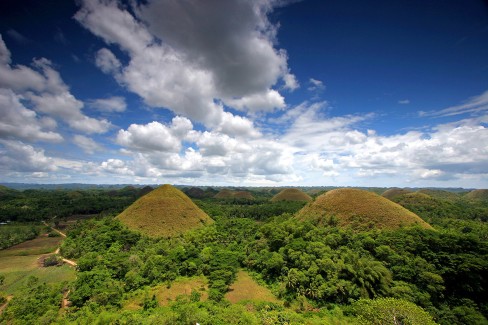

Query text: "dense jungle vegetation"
[0, 186, 487, 324]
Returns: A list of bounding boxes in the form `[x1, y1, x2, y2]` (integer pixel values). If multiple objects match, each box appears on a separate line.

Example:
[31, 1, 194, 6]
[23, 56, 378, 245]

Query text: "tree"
[353, 298, 436, 325]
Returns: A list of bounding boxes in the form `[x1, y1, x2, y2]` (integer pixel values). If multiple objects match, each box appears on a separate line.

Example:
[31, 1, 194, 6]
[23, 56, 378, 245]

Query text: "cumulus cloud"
[272, 100, 488, 185]
[0, 35, 112, 135]
[136, 0, 293, 97]
[75, 0, 296, 135]
[110, 114, 295, 182]
[116, 117, 193, 153]
[0, 140, 57, 173]
[225, 89, 285, 113]
[283, 72, 299, 91]
[0, 88, 63, 142]
[73, 135, 103, 154]
[28, 91, 111, 133]
[95, 48, 121, 74]
[100, 158, 134, 175]
[89, 96, 126, 112]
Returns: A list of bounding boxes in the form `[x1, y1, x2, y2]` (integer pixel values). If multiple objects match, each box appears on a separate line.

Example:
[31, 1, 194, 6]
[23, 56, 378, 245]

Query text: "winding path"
[43, 221, 77, 267]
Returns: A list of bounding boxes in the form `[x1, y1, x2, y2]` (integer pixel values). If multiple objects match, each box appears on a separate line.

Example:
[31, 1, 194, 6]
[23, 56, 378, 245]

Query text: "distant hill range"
[297, 188, 433, 231]
[183, 187, 218, 199]
[117, 184, 213, 238]
[271, 188, 313, 202]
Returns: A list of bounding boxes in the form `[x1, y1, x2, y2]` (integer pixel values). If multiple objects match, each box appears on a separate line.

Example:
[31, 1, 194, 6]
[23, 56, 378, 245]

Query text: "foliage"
[42, 254, 62, 267]
[0, 187, 144, 223]
[352, 298, 437, 325]
[0, 224, 40, 249]
[0, 276, 64, 325]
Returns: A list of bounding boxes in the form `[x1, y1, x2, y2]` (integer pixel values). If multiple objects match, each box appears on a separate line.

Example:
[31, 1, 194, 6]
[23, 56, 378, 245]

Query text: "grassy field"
[297, 188, 433, 230]
[0, 235, 75, 296]
[0, 235, 61, 257]
[225, 270, 280, 304]
[271, 188, 313, 202]
[117, 184, 213, 238]
[124, 276, 208, 310]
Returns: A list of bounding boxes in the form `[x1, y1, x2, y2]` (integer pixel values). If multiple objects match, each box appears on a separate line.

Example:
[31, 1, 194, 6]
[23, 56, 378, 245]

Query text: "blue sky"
[0, 0, 487, 187]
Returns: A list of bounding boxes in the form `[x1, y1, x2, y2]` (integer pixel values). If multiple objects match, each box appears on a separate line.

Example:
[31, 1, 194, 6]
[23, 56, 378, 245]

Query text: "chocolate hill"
[271, 188, 313, 202]
[296, 188, 432, 231]
[117, 184, 213, 238]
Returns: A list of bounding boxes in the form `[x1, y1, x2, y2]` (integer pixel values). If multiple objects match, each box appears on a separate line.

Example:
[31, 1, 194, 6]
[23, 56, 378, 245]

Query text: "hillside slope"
[117, 184, 213, 238]
[297, 188, 432, 230]
[382, 188, 412, 200]
[465, 189, 488, 201]
[271, 188, 313, 202]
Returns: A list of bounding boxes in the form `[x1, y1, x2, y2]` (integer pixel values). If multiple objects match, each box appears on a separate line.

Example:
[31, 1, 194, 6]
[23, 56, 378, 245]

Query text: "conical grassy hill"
[214, 189, 234, 199]
[233, 191, 254, 200]
[117, 184, 213, 238]
[296, 188, 432, 230]
[382, 188, 412, 200]
[465, 189, 488, 201]
[271, 188, 313, 202]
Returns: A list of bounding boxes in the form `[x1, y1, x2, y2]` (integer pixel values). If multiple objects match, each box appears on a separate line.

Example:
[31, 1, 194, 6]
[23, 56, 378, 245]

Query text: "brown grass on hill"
[296, 188, 433, 231]
[381, 188, 412, 200]
[214, 189, 235, 199]
[465, 189, 488, 201]
[233, 191, 254, 200]
[271, 188, 313, 202]
[117, 184, 213, 238]
[225, 270, 279, 304]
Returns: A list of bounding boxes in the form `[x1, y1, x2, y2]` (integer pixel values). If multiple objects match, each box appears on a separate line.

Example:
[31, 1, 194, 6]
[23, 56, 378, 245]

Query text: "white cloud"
[217, 112, 261, 138]
[75, 0, 296, 136]
[100, 158, 134, 175]
[398, 99, 410, 104]
[0, 34, 11, 64]
[116, 117, 193, 153]
[0, 140, 57, 172]
[73, 135, 103, 154]
[0, 88, 63, 142]
[89, 96, 126, 112]
[308, 78, 325, 91]
[0, 35, 112, 135]
[225, 89, 285, 113]
[95, 48, 121, 74]
[420, 89, 488, 117]
[136, 0, 293, 97]
[28, 91, 111, 133]
[74, 0, 153, 55]
[283, 72, 299, 91]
